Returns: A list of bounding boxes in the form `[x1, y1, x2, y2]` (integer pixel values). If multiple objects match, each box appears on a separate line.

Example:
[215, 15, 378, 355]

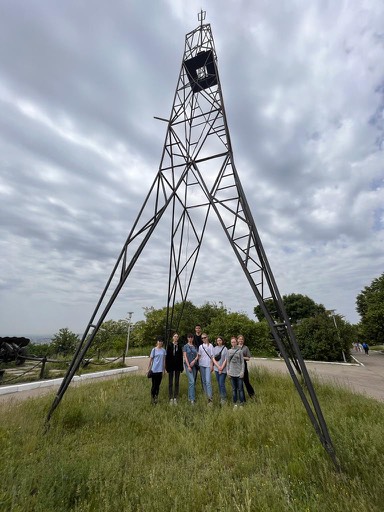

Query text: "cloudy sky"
[0, 0, 383, 336]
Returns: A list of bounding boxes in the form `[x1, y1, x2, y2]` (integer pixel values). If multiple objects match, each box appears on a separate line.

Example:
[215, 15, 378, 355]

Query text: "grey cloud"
[0, 1, 384, 335]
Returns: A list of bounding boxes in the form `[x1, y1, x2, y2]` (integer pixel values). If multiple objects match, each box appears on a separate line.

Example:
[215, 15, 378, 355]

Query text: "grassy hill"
[1, 368, 383, 511]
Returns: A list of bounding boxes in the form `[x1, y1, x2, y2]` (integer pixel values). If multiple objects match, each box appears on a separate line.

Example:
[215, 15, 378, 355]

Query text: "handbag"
[147, 348, 154, 377]
[214, 347, 224, 361]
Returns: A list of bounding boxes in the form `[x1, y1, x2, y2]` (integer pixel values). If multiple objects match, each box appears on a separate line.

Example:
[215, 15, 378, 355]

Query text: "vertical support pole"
[40, 356, 47, 380]
[124, 312, 133, 365]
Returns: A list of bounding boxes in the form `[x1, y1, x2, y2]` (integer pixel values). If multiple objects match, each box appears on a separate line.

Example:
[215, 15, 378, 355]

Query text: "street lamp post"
[123, 312, 133, 365]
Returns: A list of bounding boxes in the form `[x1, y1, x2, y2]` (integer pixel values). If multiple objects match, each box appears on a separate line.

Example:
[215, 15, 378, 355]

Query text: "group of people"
[354, 342, 370, 355]
[147, 324, 255, 407]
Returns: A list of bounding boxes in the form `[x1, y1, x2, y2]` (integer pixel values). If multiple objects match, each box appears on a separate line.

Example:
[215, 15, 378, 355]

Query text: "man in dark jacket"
[193, 324, 203, 349]
[165, 332, 184, 404]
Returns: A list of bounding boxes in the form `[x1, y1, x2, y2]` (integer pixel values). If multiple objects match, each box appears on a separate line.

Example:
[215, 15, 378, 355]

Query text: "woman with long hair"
[237, 334, 255, 399]
[197, 333, 214, 405]
[183, 333, 198, 404]
[227, 336, 245, 408]
[212, 336, 228, 404]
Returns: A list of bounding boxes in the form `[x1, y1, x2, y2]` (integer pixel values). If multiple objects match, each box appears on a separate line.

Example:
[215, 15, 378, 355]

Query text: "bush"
[294, 313, 352, 361]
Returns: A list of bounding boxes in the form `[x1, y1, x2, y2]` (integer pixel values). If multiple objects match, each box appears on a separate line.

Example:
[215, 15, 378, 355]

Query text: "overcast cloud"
[0, 0, 383, 336]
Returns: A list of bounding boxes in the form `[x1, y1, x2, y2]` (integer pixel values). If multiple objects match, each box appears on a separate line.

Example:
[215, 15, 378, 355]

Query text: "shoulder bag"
[214, 347, 224, 361]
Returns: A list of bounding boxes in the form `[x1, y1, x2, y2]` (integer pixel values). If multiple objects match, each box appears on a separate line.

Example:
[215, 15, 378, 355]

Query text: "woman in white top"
[197, 333, 214, 404]
[212, 336, 228, 404]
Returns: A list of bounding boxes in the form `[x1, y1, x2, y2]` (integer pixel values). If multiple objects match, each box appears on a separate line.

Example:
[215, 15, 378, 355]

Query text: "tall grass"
[1, 368, 383, 511]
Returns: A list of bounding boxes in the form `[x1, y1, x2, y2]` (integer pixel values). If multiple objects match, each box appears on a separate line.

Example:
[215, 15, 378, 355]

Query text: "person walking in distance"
[165, 333, 183, 404]
[227, 336, 245, 408]
[147, 336, 166, 405]
[183, 333, 198, 404]
[197, 333, 214, 405]
[237, 334, 255, 399]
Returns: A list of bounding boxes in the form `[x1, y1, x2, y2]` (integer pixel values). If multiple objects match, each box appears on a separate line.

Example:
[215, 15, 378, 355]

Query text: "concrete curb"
[0, 366, 139, 396]
[350, 355, 364, 366]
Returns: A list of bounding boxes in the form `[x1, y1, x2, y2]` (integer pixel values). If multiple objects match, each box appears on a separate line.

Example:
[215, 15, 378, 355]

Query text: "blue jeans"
[230, 376, 245, 404]
[215, 371, 227, 400]
[200, 366, 213, 400]
[185, 364, 197, 401]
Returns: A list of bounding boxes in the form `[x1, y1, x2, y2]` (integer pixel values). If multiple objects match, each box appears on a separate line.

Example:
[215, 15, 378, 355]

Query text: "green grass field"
[1, 368, 383, 511]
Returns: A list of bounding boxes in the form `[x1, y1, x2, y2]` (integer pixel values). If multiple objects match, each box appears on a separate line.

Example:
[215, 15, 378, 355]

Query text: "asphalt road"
[1, 351, 383, 405]
[249, 350, 384, 403]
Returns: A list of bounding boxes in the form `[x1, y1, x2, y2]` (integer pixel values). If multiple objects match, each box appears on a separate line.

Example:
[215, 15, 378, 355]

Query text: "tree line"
[28, 272, 383, 362]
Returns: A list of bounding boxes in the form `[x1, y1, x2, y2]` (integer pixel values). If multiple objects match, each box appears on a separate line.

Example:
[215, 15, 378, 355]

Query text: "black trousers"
[168, 370, 181, 399]
[151, 372, 163, 399]
[243, 361, 255, 397]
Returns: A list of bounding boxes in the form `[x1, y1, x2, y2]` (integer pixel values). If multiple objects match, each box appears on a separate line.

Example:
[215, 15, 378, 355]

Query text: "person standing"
[147, 336, 166, 404]
[183, 333, 198, 404]
[166, 333, 184, 404]
[197, 333, 214, 404]
[212, 336, 228, 404]
[237, 334, 255, 399]
[193, 324, 203, 385]
[362, 342, 369, 355]
[227, 336, 245, 408]
[193, 324, 203, 350]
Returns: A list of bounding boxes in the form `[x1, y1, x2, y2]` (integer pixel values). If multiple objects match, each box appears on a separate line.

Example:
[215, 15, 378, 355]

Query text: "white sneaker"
[233, 404, 238, 410]
[190, 400, 195, 405]
[169, 399, 173, 405]
[173, 398, 178, 405]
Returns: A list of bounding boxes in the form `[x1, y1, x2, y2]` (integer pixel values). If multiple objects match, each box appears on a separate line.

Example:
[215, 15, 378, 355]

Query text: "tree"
[128, 301, 275, 354]
[131, 301, 221, 346]
[194, 302, 224, 330]
[131, 306, 171, 347]
[51, 328, 79, 357]
[294, 313, 353, 362]
[254, 293, 326, 324]
[27, 342, 56, 358]
[356, 273, 384, 345]
[92, 319, 127, 355]
[206, 312, 274, 355]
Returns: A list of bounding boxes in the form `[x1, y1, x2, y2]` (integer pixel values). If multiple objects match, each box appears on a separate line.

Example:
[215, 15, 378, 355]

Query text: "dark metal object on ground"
[0, 337, 30, 365]
[46, 13, 339, 468]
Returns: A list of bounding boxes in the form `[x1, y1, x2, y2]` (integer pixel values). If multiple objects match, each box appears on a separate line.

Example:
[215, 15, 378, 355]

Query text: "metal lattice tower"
[47, 13, 338, 468]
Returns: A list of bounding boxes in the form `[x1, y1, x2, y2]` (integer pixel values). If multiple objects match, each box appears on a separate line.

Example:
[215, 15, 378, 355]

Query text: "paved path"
[1, 352, 383, 405]
[249, 351, 384, 403]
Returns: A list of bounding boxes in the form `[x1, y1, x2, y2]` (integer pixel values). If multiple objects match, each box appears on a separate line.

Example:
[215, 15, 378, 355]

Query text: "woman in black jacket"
[165, 333, 184, 404]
